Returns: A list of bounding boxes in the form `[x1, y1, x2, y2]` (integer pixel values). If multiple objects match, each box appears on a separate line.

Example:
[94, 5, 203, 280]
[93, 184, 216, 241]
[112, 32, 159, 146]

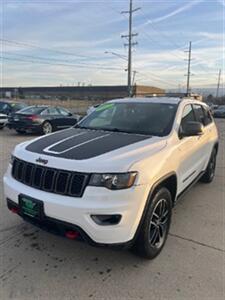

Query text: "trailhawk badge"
[36, 157, 48, 165]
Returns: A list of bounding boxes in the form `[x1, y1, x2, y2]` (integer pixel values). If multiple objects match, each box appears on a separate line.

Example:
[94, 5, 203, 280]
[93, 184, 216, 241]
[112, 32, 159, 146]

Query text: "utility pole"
[216, 69, 221, 98]
[121, 0, 140, 97]
[185, 41, 192, 96]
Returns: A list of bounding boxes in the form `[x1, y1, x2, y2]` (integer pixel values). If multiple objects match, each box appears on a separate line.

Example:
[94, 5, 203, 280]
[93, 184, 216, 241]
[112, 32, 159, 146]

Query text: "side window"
[58, 108, 70, 116]
[46, 107, 60, 115]
[41, 109, 48, 116]
[193, 105, 205, 125]
[180, 105, 195, 131]
[202, 106, 213, 126]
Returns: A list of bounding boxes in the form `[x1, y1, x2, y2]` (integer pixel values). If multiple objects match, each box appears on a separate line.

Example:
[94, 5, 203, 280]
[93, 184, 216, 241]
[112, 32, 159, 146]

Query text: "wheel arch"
[214, 141, 219, 155]
[132, 172, 177, 245]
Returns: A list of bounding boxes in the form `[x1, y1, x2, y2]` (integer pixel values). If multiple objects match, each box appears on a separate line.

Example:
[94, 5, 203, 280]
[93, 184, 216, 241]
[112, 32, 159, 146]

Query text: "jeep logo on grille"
[36, 157, 48, 165]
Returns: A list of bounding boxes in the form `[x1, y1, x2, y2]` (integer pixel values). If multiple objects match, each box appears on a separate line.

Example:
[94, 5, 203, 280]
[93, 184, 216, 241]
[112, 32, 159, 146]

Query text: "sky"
[0, 0, 224, 92]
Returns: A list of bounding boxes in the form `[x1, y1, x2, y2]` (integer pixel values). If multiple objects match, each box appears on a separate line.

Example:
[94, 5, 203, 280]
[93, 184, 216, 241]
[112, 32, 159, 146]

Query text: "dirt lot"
[0, 120, 224, 300]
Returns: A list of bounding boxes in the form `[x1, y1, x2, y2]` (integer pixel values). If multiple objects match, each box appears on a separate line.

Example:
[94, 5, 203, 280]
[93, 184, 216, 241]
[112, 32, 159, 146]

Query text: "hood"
[14, 128, 167, 172]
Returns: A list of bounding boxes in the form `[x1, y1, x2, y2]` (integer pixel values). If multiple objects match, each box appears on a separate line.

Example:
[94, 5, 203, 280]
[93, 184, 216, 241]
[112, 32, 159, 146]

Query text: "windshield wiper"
[74, 124, 94, 130]
[75, 125, 151, 136]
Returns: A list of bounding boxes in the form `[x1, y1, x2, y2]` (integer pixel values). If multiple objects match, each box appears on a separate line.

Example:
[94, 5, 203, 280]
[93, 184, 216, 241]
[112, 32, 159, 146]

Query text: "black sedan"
[7, 105, 79, 134]
[213, 106, 225, 118]
[0, 100, 27, 115]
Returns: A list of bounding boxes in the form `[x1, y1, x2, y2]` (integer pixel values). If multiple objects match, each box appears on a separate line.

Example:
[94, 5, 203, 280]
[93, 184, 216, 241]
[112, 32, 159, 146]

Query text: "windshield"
[78, 102, 178, 136]
[18, 106, 47, 114]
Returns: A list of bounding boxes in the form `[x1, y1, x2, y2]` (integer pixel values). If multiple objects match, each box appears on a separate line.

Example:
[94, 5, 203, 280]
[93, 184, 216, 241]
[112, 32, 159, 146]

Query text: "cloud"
[140, 0, 204, 26]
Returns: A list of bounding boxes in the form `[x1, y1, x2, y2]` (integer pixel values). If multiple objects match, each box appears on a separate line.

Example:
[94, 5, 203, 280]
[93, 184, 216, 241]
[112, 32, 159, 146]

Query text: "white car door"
[176, 104, 208, 193]
[193, 104, 214, 168]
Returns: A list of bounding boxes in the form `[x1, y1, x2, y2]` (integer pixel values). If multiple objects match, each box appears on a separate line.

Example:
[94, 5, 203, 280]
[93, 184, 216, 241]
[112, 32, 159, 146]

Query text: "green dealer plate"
[19, 195, 43, 220]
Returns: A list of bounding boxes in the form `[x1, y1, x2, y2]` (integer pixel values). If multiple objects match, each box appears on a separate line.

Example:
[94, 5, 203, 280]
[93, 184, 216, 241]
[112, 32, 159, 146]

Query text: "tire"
[200, 148, 217, 183]
[133, 187, 172, 259]
[0, 125, 4, 130]
[16, 129, 26, 134]
[42, 121, 53, 135]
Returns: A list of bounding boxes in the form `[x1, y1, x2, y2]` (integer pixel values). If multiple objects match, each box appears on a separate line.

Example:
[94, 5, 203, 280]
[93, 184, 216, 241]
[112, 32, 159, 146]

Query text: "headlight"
[89, 172, 137, 190]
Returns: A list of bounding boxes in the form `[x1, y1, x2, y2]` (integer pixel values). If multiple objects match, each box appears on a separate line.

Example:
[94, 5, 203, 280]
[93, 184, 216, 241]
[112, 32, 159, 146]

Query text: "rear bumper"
[7, 122, 42, 132]
[4, 165, 150, 245]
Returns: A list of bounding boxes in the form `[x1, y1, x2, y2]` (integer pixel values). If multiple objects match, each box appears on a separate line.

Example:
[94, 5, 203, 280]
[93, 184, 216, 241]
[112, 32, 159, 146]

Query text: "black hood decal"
[26, 128, 150, 160]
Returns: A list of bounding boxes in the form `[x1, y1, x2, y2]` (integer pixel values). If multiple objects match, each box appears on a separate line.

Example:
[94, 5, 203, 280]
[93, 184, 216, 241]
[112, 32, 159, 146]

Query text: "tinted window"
[193, 105, 205, 125]
[181, 105, 195, 131]
[0, 102, 9, 112]
[19, 106, 47, 114]
[11, 103, 27, 111]
[58, 107, 71, 116]
[202, 106, 213, 126]
[47, 107, 60, 115]
[78, 102, 178, 136]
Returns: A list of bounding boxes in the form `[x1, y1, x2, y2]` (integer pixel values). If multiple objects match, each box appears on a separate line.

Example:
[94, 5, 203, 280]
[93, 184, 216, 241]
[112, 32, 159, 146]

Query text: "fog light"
[91, 214, 121, 226]
[65, 230, 79, 240]
[10, 207, 19, 214]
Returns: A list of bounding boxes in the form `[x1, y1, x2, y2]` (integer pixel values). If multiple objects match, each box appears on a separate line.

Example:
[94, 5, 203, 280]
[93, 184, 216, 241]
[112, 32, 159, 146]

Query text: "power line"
[138, 16, 185, 53]
[0, 38, 102, 61]
[136, 71, 183, 88]
[2, 51, 118, 68]
[0, 56, 122, 71]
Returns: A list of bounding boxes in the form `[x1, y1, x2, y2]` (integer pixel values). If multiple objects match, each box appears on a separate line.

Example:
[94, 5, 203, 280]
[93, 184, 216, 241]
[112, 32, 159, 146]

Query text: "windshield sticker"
[96, 103, 115, 112]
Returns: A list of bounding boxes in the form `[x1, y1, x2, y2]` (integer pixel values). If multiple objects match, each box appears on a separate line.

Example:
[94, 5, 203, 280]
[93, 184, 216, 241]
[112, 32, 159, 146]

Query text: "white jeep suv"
[3, 97, 219, 259]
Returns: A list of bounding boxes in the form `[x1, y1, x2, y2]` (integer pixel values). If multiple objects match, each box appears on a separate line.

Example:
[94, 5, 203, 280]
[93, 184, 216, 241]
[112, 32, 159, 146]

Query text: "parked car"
[7, 105, 79, 134]
[4, 97, 218, 259]
[0, 113, 8, 129]
[213, 106, 225, 118]
[0, 101, 27, 115]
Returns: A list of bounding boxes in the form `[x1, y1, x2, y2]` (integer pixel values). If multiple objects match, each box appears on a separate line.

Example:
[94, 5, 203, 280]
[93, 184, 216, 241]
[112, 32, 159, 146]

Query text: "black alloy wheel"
[134, 187, 172, 259]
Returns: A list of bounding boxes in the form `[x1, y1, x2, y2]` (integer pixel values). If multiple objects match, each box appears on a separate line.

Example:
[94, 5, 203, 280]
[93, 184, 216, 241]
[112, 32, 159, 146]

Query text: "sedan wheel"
[42, 121, 53, 135]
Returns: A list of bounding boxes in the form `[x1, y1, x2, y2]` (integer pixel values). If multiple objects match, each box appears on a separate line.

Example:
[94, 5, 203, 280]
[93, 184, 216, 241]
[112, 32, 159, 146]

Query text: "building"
[0, 85, 165, 101]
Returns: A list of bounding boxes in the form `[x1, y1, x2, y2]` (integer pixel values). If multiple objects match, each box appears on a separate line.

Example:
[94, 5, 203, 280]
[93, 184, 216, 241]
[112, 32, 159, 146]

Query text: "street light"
[104, 51, 128, 61]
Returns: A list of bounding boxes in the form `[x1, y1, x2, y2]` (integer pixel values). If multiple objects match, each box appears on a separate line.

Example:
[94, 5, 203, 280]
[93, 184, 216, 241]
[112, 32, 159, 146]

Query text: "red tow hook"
[10, 207, 19, 214]
[65, 230, 79, 240]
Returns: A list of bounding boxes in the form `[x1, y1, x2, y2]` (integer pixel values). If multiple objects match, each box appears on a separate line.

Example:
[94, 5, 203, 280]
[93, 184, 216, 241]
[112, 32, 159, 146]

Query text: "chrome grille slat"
[12, 158, 88, 197]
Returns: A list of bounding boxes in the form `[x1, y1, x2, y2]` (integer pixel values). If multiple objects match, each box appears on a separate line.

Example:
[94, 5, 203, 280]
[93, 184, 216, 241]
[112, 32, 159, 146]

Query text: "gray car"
[213, 106, 225, 118]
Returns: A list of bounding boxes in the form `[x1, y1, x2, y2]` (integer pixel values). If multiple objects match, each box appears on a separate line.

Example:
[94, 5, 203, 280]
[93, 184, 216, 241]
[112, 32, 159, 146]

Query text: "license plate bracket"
[19, 195, 44, 220]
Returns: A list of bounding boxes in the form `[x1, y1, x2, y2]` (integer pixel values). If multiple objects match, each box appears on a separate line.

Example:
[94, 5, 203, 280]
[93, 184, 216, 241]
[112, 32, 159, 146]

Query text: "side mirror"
[68, 112, 73, 116]
[180, 121, 203, 138]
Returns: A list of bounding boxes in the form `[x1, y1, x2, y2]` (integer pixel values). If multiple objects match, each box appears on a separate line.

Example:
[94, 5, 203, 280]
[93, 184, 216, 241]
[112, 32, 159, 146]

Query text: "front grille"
[12, 158, 89, 197]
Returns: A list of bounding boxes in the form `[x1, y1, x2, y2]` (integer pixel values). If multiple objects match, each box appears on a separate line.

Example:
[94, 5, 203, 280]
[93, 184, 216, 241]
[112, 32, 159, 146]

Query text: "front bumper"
[0, 120, 7, 126]
[4, 166, 150, 244]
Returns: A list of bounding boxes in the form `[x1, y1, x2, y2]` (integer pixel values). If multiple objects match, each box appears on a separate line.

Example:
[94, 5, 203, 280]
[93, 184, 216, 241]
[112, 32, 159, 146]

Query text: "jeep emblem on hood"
[36, 157, 48, 165]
